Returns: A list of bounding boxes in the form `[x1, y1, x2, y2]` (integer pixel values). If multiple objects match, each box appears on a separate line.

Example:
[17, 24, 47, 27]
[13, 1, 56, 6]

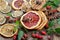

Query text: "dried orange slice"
[12, 0, 26, 10]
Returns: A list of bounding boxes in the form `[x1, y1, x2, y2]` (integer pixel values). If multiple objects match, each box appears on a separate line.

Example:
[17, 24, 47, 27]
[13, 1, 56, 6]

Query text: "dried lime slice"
[12, 11, 23, 17]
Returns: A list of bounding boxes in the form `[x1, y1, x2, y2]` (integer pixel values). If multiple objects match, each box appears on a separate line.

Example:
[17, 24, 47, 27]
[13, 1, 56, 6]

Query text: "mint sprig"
[18, 30, 24, 40]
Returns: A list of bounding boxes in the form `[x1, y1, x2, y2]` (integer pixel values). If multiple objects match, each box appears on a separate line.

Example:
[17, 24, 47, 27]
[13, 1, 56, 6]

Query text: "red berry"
[5, 16, 10, 19]
[35, 34, 39, 38]
[32, 33, 36, 37]
[35, 34, 43, 39]
[45, 23, 49, 28]
[8, 20, 13, 23]
[52, 9, 57, 13]
[13, 35, 17, 40]
[41, 31, 46, 35]
[13, 18, 19, 22]
[38, 36, 43, 39]
[46, 6, 51, 9]
[24, 34, 28, 38]
[48, 36, 51, 40]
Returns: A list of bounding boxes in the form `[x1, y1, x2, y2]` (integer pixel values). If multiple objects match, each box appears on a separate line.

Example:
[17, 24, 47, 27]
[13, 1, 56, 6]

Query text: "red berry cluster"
[32, 33, 43, 39]
[32, 31, 47, 39]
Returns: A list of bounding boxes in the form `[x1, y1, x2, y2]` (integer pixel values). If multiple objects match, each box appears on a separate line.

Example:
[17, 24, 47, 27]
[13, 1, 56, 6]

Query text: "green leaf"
[43, 0, 59, 8]
[48, 21, 54, 27]
[7, 12, 12, 16]
[53, 0, 60, 6]
[14, 26, 18, 32]
[18, 30, 24, 40]
[47, 28, 54, 35]
[57, 18, 60, 24]
[55, 28, 60, 34]
[15, 20, 20, 26]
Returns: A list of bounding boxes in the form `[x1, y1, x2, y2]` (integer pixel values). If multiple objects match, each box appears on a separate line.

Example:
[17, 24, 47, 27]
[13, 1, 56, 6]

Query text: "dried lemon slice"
[0, 0, 8, 10]
[0, 13, 6, 25]
[0, 6, 11, 13]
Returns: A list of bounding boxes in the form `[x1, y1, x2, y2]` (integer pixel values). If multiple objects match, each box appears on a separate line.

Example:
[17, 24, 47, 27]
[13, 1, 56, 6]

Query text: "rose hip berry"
[41, 31, 46, 35]
[35, 34, 43, 39]
[38, 36, 43, 39]
[45, 23, 49, 28]
[52, 9, 58, 13]
[35, 34, 39, 38]
[13, 34, 17, 40]
[8, 20, 13, 23]
[5, 16, 10, 19]
[13, 35, 17, 40]
[48, 36, 51, 40]
[46, 6, 51, 9]
[32, 33, 36, 37]
[13, 18, 19, 22]
[32, 33, 43, 39]
[24, 34, 28, 38]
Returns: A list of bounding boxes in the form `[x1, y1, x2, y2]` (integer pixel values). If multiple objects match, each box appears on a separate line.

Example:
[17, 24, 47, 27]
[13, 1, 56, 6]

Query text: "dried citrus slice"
[12, 0, 26, 10]
[0, 6, 11, 13]
[12, 11, 23, 17]
[0, 13, 6, 25]
[0, 0, 8, 10]
[29, 0, 46, 10]
[20, 11, 41, 29]
[0, 24, 18, 37]
[35, 11, 48, 30]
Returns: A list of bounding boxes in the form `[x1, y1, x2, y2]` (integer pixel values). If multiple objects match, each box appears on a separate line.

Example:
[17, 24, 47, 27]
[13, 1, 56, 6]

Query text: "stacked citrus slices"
[20, 11, 48, 30]
[29, 0, 46, 10]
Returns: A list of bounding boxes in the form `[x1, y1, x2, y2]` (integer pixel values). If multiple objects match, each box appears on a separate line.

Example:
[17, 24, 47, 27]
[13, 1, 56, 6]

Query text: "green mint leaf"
[7, 12, 12, 16]
[18, 30, 24, 40]
[47, 28, 54, 35]
[15, 20, 20, 26]
[57, 18, 60, 24]
[53, 0, 60, 6]
[48, 21, 54, 27]
[55, 28, 60, 34]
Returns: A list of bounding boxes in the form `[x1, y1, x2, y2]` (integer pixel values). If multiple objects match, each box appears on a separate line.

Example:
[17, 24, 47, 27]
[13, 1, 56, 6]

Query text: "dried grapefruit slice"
[12, 0, 26, 10]
[20, 11, 41, 29]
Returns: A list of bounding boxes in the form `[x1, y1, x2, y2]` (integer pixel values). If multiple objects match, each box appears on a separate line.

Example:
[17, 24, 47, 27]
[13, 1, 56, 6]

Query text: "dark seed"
[36, 1, 41, 5]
